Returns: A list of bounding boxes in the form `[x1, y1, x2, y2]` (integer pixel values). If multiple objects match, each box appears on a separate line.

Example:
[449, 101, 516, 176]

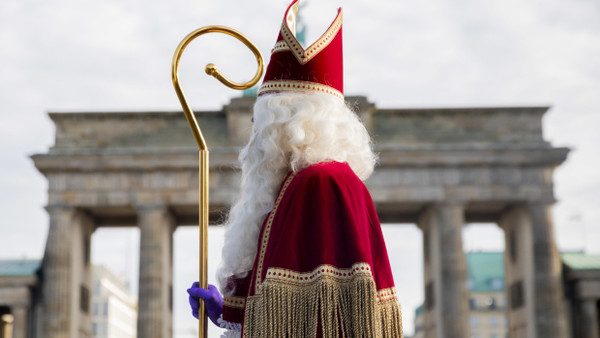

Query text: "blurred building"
[0, 260, 42, 338]
[414, 252, 508, 338]
[563, 252, 600, 338]
[465, 252, 508, 338]
[413, 251, 600, 338]
[28, 96, 575, 337]
[413, 305, 424, 337]
[91, 266, 137, 338]
[0, 261, 136, 338]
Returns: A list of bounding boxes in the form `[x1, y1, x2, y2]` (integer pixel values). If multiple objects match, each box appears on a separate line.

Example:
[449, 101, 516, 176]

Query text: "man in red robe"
[188, 1, 403, 336]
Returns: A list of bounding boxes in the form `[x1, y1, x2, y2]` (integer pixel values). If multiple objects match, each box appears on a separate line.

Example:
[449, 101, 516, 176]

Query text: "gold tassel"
[244, 275, 403, 337]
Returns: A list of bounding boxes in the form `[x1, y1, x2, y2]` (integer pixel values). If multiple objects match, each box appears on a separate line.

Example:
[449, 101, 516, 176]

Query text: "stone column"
[580, 300, 599, 338]
[11, 306, 27, 338]
[137, 205, 175, 338]
[500, 206, 536, 338]
[42, 206, 95, 338]
[418, 203, 469, 338]
[529, 203, 570, 337]
[500, 204, 570, 338]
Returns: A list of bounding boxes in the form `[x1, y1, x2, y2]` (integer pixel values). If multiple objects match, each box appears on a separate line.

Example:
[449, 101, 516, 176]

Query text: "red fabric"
[259, 0, 344, 96]
[222, 162, 397, 329]
[221, 274, 251, 324]
[261, 28, 343, 93]
[248, 162, 395, 296]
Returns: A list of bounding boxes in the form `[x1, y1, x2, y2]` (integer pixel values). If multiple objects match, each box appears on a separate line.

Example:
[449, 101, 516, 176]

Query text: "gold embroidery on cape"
[280, 3, 343, 65]
[223, 296, 245, 309]
[258, 80, 344, 101]
[265, 264, 399, 302]
[377, 286, 399, 303]
[265, 262, 372, 284]
[254, 172, 296, 294]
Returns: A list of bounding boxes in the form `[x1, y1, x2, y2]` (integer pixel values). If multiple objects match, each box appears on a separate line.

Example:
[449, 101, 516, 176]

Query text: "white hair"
[217, 92, 377, 295]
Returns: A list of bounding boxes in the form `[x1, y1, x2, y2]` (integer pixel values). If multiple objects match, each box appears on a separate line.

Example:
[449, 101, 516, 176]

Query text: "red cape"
[223, 162, 403, 337]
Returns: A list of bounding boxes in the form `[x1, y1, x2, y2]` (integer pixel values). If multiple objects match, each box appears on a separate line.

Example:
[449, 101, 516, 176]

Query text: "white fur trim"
[218, 314, 242, 338]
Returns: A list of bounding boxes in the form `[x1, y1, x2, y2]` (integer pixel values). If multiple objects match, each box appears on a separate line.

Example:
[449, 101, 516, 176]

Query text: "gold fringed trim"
[243, 273, 403, 337]
[378, 297, 404, 338]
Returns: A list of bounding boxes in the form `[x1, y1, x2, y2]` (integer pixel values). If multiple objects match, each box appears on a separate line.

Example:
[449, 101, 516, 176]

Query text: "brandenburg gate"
[32, 96, 570, 337]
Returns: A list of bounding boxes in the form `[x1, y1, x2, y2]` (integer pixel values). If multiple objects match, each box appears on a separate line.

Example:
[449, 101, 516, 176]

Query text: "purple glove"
[187, 282, 223, 326]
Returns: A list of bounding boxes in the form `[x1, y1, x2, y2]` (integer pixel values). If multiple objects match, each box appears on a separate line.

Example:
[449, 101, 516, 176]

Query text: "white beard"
[216, 124, 288, 295]
[216, 92, 377, 295]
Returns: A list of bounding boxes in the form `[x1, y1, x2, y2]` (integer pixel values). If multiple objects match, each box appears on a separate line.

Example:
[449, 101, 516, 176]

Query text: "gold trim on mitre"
[271, 40, 290, 54]
[258, 80, 344, 102]
[280, 2, 343, 65]
[286, 1, 299, 36]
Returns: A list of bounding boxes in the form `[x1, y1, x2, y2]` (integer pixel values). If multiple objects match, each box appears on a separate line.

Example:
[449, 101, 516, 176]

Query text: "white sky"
[1, 0, 599, 336]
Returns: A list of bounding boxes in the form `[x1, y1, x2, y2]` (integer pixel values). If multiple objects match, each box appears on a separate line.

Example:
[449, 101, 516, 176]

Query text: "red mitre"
[258, 0, 344, 101]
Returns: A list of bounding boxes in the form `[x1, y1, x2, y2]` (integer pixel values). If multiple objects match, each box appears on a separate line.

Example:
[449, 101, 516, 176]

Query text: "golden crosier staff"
[171, 25, 264, 337]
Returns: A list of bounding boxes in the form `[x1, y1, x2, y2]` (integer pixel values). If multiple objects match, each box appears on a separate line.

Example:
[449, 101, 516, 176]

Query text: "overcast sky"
[1, 0, 599, 336]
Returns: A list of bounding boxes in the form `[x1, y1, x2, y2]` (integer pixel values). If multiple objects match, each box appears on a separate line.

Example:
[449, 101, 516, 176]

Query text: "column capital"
[417, 202, 466, 230]
[10, 303, 30, 311]
[432, 201, 467, 209]
[524, 200, 556, 208]
[420, 202, 468, 214]
[44, 204, 76, 214]
[135, 203, 170, 212]
[576, 281, 600, 300]
[0, 287, 31, 307]
[419, 201, 467, 213]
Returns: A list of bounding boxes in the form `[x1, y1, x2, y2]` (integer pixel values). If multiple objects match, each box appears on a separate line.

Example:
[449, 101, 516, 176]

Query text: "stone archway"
[33, 96, 570, 338]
